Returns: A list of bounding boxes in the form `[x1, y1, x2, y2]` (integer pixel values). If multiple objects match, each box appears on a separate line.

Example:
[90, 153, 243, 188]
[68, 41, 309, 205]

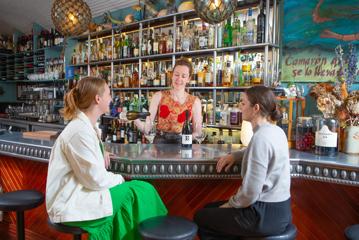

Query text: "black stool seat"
[345, 224, 359, 240]
[0, 190, 44, 240]
[48, 219, 87, 240]
[48, 219, 87, 235]
[239, 223, 297, 240]
[0, 190, 44, 211]
[139, 216, 198, 240]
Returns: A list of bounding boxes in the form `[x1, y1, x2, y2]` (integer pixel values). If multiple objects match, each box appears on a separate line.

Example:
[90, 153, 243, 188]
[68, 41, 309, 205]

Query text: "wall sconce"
[194, 0, 237, 24]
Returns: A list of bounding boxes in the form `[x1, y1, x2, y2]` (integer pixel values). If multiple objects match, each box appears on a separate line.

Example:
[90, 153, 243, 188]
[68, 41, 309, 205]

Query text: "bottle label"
[205, 73, 211, 83]
[112, 135, 117, 142]
[182, 134, 192, 145]
[315, 125, 337, 147]
[230, 112, 239, 125]
[181, 149, 193, 159]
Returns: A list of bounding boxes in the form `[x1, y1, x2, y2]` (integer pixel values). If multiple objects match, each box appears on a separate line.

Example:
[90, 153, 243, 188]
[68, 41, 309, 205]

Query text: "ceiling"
[0, 0, 138, 35]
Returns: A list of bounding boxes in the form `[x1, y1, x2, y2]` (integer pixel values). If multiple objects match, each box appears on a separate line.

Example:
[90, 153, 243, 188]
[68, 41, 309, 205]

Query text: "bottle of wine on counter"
[119, 111, 150, 121]
[181, 110, 192, 148]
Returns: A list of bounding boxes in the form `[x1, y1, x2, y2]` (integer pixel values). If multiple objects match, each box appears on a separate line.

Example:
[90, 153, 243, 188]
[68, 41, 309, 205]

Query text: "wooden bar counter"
[0, 132, 358, 239]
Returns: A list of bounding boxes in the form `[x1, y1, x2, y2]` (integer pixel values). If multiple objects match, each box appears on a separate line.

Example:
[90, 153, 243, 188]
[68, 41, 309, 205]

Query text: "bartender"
[135, 58, 202, 143]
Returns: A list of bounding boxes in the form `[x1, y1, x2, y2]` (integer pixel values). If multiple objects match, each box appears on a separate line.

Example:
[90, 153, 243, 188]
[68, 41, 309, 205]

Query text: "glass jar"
[314, 117, 339, 156]
[295, 117, 314, 151]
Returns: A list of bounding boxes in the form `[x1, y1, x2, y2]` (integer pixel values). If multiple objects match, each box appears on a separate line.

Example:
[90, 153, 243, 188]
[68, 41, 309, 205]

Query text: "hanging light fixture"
[194, 0, 237, 24]
[51, 0, 92, 36]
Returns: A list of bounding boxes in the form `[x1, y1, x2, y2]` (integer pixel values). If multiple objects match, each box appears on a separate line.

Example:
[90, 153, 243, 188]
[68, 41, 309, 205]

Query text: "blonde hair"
[64, 77, 107, 121]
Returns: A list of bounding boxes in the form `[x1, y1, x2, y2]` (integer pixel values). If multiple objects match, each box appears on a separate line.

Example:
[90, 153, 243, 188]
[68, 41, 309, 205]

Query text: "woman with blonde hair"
[46, 77, 167, 240]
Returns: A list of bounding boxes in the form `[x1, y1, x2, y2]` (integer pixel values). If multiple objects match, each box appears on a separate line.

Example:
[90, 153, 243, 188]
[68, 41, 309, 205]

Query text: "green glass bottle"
[223, 19, 233, 47]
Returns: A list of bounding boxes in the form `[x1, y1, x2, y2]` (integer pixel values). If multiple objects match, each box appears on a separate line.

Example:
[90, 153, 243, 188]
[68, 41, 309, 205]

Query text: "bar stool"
[139, 216, 198, 240]
[48, 219, 87, 240]
[345, 224, 359, 240]
[238, 223, 297, 240]
[0, 190, 44, 240]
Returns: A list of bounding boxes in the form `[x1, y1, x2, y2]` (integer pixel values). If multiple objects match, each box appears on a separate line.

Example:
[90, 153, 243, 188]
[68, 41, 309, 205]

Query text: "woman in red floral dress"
[134, 58, 202, 143]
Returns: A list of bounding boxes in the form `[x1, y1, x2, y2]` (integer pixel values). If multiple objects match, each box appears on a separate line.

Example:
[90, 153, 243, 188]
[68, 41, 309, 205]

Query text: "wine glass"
[144, 120, 156, 144]
[194, 123, 207, 144]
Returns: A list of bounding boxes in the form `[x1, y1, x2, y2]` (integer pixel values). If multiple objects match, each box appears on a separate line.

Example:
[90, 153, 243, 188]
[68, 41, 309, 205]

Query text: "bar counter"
[0, 131, 358, 239]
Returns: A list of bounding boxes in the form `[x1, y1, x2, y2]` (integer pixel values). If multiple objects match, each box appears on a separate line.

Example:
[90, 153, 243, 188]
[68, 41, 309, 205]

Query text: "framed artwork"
[281, 0, 359, 82]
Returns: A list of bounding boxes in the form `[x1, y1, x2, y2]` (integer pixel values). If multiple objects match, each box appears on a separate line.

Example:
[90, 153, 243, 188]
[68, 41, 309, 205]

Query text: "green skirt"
[64, 180, 168, 240]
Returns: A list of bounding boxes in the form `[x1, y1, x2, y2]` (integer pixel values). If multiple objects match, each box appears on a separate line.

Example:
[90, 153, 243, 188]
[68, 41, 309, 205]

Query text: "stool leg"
[16, 211, 25, 240]
[73, 234, 82, 240]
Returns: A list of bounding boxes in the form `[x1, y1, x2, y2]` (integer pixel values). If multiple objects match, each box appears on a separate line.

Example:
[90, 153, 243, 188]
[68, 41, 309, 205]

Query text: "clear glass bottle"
[315, 117, 339, 156]
[295, 117, 314, 151]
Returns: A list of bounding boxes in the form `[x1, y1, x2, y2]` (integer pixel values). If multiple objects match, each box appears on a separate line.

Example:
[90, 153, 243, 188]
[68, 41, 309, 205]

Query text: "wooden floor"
[0, 179, 358, 239]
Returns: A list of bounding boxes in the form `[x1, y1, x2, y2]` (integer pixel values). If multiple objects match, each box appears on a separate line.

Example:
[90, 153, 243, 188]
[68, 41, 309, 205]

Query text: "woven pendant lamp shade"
[194, 0, 236, 24]
[51, 0, 92, 36]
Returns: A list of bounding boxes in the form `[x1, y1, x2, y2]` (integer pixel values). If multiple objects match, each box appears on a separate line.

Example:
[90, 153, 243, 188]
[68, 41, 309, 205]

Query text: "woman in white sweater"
[194, 86, 291, 238]
[46, 77, 167, 240]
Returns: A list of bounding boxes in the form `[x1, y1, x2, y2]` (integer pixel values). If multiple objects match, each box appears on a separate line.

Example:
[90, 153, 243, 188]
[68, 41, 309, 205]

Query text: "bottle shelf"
[70, 43, 279, 68]
[73, 10, 198, 41]
[111, 86, 251, 91]
[206, 124, 241, 130]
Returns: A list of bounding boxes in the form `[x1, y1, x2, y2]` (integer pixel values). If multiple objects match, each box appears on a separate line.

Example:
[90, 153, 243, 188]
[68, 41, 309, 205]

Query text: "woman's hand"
[216, 154, 235, 173]
[219, 202, 232, 208]
[104, 151, 113, 169]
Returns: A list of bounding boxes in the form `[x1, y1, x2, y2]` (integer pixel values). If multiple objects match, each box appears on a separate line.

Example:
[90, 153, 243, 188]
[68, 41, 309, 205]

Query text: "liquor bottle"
[122, 34, 128, 58]
[159, 32, 167, 54]
[208, 25, 215, 48]
[119, 123, 126, 143]
[127, 122, 137, 143]
[227, 129, 233, 144]
[147, 28, 153, 55]
[160, 64, 166, 87]
[257, 0, 266, 43]
[252, 60, 262, 85]
[181, 110, 192, 148]
[217, 22, 223, 48]
[133, 37, 139, 57]
[167, 30, 173, 53]
[190, 59, 198, 87]
[119, 111, 151, 121]
[232, 17, 241, 46]
[141, 32, 147, 56]
[246, 8, 256, 44]
[223, 61, 232, 87]
[153, 31, 159, 55]
[223, 19, 233, 47]
[140, 66, 148, 87]
[176, 26, 182, 52]
[217, 129, 225, 144]
[197, 60, 205, 87]
[217, 60, 223, 86]
[111, 120, 117, 143]
[132, 66, 139, 87]
[198, 22, 208, 49]
[204, 60, 213, 87]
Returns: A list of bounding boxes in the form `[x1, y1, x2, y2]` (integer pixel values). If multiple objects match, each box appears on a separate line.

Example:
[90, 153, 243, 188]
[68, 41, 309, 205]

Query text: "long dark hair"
[245, 86, 282, 122]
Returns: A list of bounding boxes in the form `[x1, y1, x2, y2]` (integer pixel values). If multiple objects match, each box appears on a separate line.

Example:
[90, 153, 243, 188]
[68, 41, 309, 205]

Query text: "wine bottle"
[257, 0, 266, 43]
[181, 110, 192, 148]
[119, 111, 150, 121]
[127, 122, 137, 143]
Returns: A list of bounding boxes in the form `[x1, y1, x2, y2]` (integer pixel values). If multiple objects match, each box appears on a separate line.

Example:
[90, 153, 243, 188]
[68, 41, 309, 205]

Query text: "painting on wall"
[281, 0, 359, 83]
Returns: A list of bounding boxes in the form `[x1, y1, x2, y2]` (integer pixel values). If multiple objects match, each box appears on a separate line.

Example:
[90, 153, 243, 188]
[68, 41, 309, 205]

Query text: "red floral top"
[157, 90, 197, 134]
